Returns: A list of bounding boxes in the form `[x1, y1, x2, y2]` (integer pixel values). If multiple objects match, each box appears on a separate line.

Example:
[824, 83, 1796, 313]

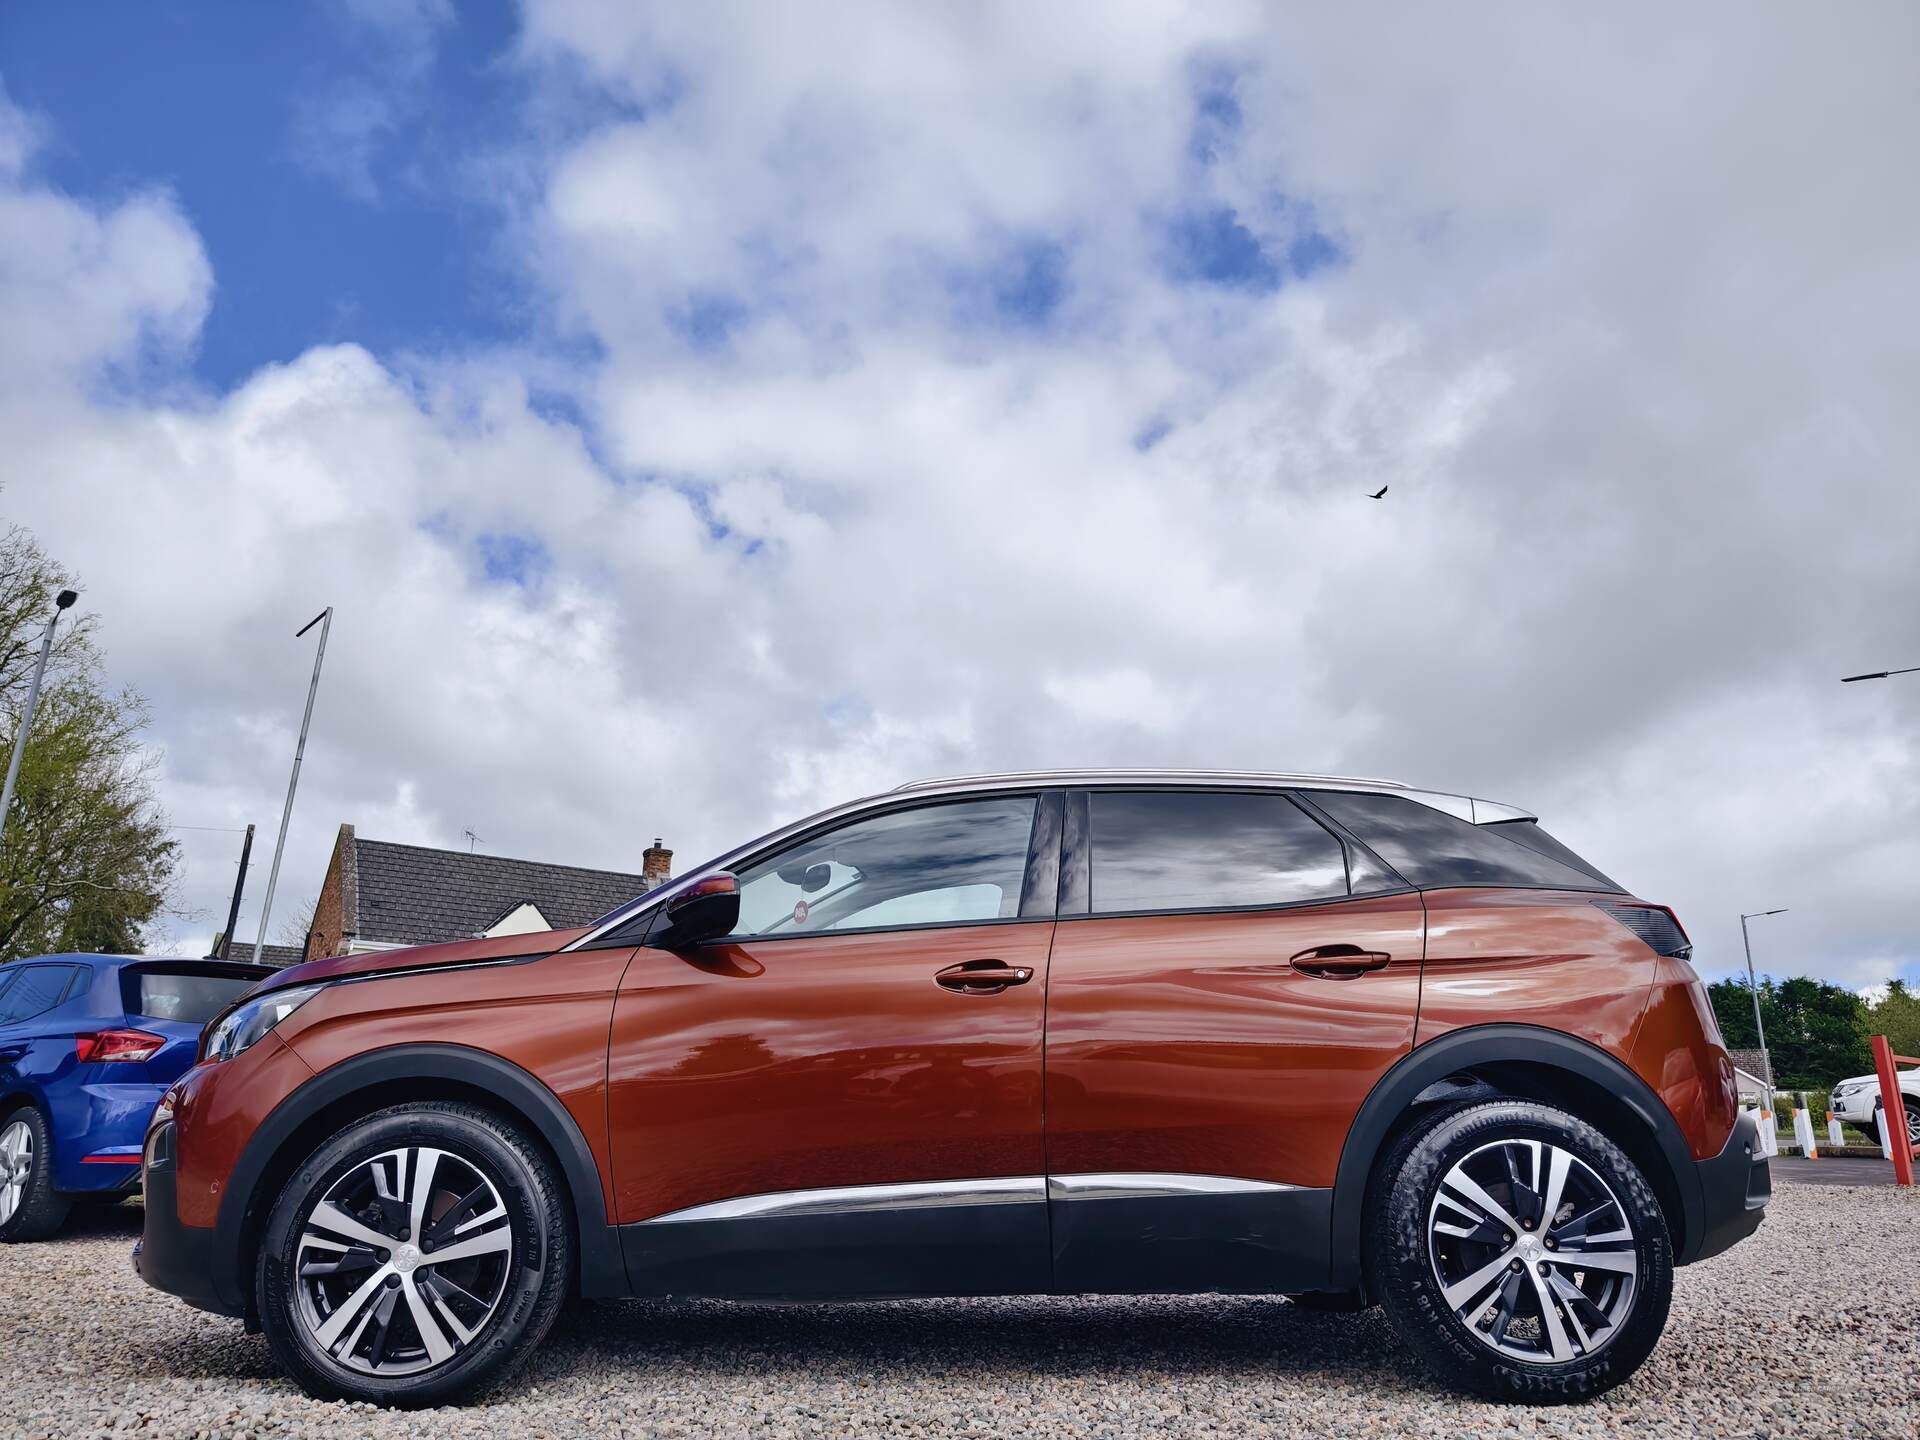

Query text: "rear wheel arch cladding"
[1331, 1026, 1699, 1287]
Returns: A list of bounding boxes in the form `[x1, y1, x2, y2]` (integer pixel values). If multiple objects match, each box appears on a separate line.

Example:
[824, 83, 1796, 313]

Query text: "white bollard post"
[1793, 1106, 1818, 1159]
[1757, 1107, 1778, 1157]
[1883, 1108, 1896, 1161]
[1827, 1112, 1844, 1148]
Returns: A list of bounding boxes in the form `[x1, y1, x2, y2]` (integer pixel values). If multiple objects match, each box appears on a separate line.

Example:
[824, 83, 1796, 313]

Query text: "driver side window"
[728, 796, 1039, 938]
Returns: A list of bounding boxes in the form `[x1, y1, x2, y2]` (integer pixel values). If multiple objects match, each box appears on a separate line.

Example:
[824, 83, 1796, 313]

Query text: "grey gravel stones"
[4, 1177, 1915, 1438]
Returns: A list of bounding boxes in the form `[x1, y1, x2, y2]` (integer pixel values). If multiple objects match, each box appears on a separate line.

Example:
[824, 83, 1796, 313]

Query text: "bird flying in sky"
[1368, 485, 1389, 499]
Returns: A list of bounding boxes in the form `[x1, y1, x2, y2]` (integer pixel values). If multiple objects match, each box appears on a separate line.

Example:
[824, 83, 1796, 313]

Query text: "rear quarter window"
[123, 969, 263, 1024]
[0, 964, 86, 1024]
[1305, 791, 1618, 891]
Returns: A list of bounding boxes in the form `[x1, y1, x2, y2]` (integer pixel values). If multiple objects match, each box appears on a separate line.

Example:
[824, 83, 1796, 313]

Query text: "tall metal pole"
[0, 590, 79, 836]
[215, 823, 254, 960]
[1740, 908, 1787, 1086]
[253, 608, 331, 964]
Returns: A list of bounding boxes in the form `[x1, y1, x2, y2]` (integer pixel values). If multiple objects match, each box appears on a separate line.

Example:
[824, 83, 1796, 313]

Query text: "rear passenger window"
[0, 965, 84, 1025]
[1088, 791, 1349, 914]
[1307, 792, 1614, 891]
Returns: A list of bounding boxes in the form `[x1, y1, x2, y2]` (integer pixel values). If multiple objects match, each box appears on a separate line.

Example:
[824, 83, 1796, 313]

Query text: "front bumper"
[1830, 1091, 1875, 1124]
[1683, 1110, 1769, 1266]
[131, 1122, 245, 1319]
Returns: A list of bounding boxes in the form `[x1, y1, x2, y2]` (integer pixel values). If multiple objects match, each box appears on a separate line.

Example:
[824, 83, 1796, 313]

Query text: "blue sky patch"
[947, 235, 1072, 331]
[476, 532, 551, 587]
[667, 291, 751, 353]
[0, 0, 531, 391]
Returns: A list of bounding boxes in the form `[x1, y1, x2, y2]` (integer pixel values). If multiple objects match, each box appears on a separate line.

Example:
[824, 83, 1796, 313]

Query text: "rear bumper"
[48, 1078, 170, 1193]
[132, 1124, 245, 1319]
[1682, 1110, 1769, 1265]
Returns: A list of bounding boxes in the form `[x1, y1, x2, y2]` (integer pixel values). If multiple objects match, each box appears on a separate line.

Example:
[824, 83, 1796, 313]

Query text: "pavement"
[2, 1170, 1916, 1440]
[1769, 1154, 1904, 1188]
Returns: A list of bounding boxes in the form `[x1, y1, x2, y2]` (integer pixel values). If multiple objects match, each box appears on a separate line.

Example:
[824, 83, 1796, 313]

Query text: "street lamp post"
[253, 608, 332, 965]
[1739, 908, 1788, 1085]
[0, 589, 80, 836]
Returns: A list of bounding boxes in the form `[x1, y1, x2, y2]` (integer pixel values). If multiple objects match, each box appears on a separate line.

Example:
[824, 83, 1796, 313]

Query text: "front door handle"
[1289, 944, 1392, 979]
[934, 960, 1035, 994]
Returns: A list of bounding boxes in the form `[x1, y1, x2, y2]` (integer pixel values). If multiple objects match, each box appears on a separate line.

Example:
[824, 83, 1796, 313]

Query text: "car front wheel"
[1866, 1099, 1920, 1149]
[1365, 1100, 1673, 1403]
[256, 1101, 570, 1406]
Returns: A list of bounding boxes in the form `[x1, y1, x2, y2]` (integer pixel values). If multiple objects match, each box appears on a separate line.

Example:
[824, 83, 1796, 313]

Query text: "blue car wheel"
[0, 1106, 72, 1242]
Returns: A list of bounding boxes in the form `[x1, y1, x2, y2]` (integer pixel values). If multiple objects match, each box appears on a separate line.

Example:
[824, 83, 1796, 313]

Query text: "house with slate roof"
[295, 823, 671, 964]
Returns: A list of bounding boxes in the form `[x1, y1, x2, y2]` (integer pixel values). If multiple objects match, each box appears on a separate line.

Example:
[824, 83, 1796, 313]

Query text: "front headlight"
[202, 984, 325, 1063]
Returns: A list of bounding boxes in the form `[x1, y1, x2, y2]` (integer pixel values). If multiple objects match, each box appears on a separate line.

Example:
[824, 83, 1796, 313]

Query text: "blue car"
[0, 954, 270, 1241]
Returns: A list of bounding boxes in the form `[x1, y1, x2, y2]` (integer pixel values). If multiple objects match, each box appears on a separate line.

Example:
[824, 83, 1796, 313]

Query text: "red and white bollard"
[1827, 1111, 1844, 1148]
[1792, 1105, 1818, 1159]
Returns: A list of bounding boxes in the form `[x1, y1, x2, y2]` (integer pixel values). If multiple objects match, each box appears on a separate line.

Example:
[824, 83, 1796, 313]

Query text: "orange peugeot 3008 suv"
[136, 772, 1767, 1406]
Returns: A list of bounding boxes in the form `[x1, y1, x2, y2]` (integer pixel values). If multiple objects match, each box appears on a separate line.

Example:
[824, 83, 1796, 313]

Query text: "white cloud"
[0, 97, 209, 390]
[3, 6, 1919, 991]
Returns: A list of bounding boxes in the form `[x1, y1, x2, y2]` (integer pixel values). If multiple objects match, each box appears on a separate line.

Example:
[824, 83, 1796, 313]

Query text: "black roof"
[353, 839, 647, 948]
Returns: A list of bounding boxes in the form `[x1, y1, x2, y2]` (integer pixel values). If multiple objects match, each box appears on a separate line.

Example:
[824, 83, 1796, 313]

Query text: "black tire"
[256, 1102, 570, 1407]
[0, 1105, 72, 1243]
[1364, 1100, 1673, 1404]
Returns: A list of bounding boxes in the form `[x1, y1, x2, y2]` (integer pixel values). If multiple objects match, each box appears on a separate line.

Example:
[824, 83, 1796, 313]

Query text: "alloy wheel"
[1427, 1137, 1638, 1365]
[293, 1146, 513, 1376]
[0, 1120, 31, 1226]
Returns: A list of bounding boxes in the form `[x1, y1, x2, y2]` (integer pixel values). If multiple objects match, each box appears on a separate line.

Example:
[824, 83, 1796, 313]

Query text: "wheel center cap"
[1518, 1237, 1545, 1263]
[393, 1244, 421, 1273]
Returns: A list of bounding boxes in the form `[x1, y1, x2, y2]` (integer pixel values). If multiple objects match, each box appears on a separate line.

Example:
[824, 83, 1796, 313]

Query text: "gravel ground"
[4, 1176, 1916, 1440]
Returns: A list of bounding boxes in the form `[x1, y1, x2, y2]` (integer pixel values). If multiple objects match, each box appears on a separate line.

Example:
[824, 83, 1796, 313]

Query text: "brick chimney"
[642, 837, 673, 890]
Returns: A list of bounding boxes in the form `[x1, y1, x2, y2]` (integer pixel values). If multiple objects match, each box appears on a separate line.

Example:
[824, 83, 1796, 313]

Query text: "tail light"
[75, 1029, 166, 1064]
[1593, 900, 1692, 959]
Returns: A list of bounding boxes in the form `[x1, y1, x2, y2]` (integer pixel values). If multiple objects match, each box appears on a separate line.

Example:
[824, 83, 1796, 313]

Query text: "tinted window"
[126, 969, 261, 1024]
[729, 797, 1038, 937]
[1088, 791, 1348, 914]
[1483, 820, 1619, 889]
[1308, 792, 1614, 891]
[0, 965, 84, 1025]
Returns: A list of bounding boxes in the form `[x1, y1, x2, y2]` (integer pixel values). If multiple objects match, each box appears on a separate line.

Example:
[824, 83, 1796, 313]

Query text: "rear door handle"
[935, 961, 1035, 994]
[1289, 945, 1392, 979]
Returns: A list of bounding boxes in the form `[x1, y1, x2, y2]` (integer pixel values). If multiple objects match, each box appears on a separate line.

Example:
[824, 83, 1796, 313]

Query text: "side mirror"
[647, 872, 740, 950]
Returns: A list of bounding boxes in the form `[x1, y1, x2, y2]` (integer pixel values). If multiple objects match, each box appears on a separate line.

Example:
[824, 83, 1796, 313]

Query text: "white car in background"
[1830, 1069, 1920, 1148]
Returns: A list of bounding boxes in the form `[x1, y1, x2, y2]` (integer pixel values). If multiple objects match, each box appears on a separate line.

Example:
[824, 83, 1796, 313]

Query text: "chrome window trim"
[636, 1172, 1304, 1225]
[563, 771, 1535, 953]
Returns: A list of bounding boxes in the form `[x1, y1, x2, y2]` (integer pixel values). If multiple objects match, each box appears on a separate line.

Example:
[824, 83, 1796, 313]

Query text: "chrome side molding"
[642, 1176, 1046, 1225]
[1046, 1173, 1302, 1202]
[639, 1172, 1301, 1225]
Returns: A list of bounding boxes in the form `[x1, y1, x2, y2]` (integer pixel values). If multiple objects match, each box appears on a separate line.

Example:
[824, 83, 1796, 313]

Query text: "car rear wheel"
[1365, 1099, 1673, 1403]
[256, 1102, 570, 1406]
[0, 1107, 71, 1243]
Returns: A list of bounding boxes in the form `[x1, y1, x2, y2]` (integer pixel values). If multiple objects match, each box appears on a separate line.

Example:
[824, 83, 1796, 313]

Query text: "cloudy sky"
[2, 2, 1916, 989]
